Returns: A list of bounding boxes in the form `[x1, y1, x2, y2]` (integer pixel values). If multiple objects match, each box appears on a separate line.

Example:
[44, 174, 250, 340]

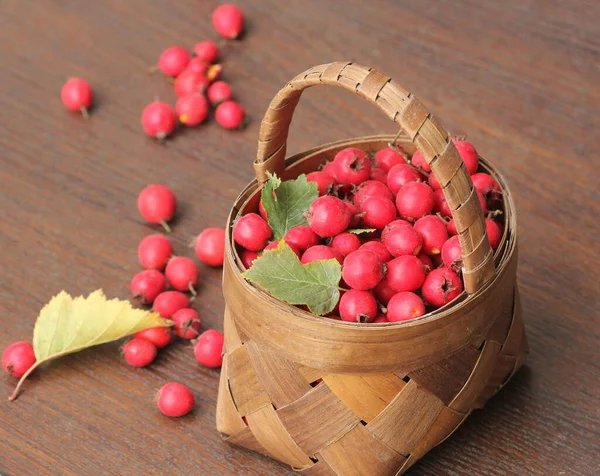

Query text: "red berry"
[429, 174, 441, 191]
[383, 225, 422, 257]
[193, 41, 219, 63]
[374, 278, 396, 305]
[359, 240, 392, 263]
[134, 327, 173, 349]
[176, 93, 209, 126]
[130, 269, 166, 305]
[472, 173, 502, 208]
[306, 171, 334, 196]
[386, 255, 426, 292]
[240, 249, 258, 268]
[157, 382, 195, 417]
[414, 215, 448, 255]
[194, 330, 224, 368]
[61, 78, 93, 117]
[301, 245, 343, 265]
[123, 338, 157, 367]
[137, 185, 177, 231]
[447, 219, 458, 236]
[370, 167, 388, 184]
[172, 308, 202, 339]
[233, 213, 272, 251]
[333, 148, 371, 185]
[344, 200, 361, 227]
[264, 240, 301, 258]
[322, 161, 338, 182]
[441, 235, 462, 268]
[452, 138, 479, 175]
[331, 232, 361, 258]
[433, 189, 452, 218]
[373, 314, 389, 323]
[307, 196, 351, 238]
[353, 180, 393, 206]
[486, 218, 503, 250]
[360, 195, 397, 229]
[185, 57, 209, 75]
[284, 226, 320, 254]
[387, 292, 426, 322]
[215, 100, 245, 129]
[158, 46, 190, 77]
[342, 250, 384, 290]
[422, 268, 463, 308]
[396, 182, 435, 221]
[141, 101, 176, 140]
[165, 257, 199, 293]
[387, 164, 422, 195]
[411, 150, 431, 173]
[477, 189, 488, 214]
[138, 234, 173, 270]
[153, 291, 190, 318]
[207, 81, 233, 105]
[374, 147, 406, 172]
[174, 71, 209, 97]
[213, 4, 245, 39]
[417, 252, 434, 271]
[258, 199, 268, 220]
[339, 290, 378, 323]
[2, 342, 36, 378]
[195, 228, 226, 266]
[381, 219, 412, 242]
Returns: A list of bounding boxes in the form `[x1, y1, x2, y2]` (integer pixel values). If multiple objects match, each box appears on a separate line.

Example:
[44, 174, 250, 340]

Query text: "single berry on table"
[207, 81, 233, 105]
[137, 184, 177, 232]
[123, 338, 157, 367]
[194, 330, 224, 368]
[157, 46, 190, 77]
[165, 257, 199, 294]
[2, 342, 36, 378]
[141, 101, 176, 141]
[172, 308, 202, 339]
[213, 4, 245, 39]
[193, 41, 219, 63]
[61, 78, 93, 118]
[176, 93, 209, 126]
[138, 234, 173, 270]
[215, 101, 245, 129]
[157, 382, 195, 417]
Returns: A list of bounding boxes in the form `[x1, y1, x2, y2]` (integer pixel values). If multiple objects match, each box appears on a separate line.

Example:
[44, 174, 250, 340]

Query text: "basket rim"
[225, 134, 517, 330]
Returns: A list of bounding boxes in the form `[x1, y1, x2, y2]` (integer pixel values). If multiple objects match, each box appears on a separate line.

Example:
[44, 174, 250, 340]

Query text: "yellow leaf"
[10, 289, 171, 401]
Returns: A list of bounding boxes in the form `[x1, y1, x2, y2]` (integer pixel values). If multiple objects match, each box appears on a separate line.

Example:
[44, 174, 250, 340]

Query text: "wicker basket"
[216, 62, 528, 475]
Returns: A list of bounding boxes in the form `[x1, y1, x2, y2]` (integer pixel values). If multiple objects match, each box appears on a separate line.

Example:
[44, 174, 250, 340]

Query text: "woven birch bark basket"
[216, 62, 528, 475]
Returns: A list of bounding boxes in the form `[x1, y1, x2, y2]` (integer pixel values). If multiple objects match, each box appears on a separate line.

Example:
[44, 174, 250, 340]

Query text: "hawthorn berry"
[414, 215, 448, 255]
[2, 342, 36, 378]
[194, 330, 224, 368]
[433, 189, 452, 218]
[284, 226, 320, 254]
[429, 174, 442, 191]
[239, 249, 258, 269]
[193, 41, 219, 63]
[331, 232, 361, 258]
[472, 173, 502, 208]
[353, 180, 393, 206]
[360, 195, 397, 229]
[207, 81, 233, 105]
[441, 235, 462, 269]
[386, 255, 427, 292]
[411, 150, 431, 173]
[165, 257, 199, 293]
[174, 71, 209, 97]
[233, 213, 272, 251]
[185, 57, 209, 75]
[215, 101, 245, 129]
[130, 269, 167, 305]
[141, 101, 177, 140]
[176, 93, 209, 126]
[452, 138, 479, 175]
[195, 228, 226, 266]
[370, 167, 388, 184]
[306, 171, 334, 196]
[359, 240, 392, 263]
[172, 308, 202, 339]
[373, 278, 396, 305]
[447, 219, 458, 236]
[157, 382, 195, 417]
[387, 164, 422, 195]
[342, 250, 384, 290]
[373, 314, 389, 323]
[258, 199, 268, 221]
[422, 267, 463, 308]
[344, 200, 361, 227]
[321, 161, 338, 182]
[134, 327, 173, 349]
[307, 195, 351, 238]
[395, 182, 435, 221]
[381, 219, 412, 242]
[387, 292, 426, 322]
[417, 252, 434, 271]
[137, 184, 177, 232]
[123, 338, 157, 367]
[383, 224, 423, 257]
[339, 290, 378, 323]
[301, 245, 343, 265]
[153, 291, 190, 318]
[138, 234, 173, 270]
[374, 147, 406, 172]
[157, 46, 190, 77]
[61, 78, 93, 118]
[213, 4, 245, 39]
[486, 218, 503, 250]
[333, 148, 372, 186]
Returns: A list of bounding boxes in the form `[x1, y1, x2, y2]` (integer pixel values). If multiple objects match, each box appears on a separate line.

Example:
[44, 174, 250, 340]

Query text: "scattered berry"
[176, 93, 209, 126]
[123, 338, 157, 367]
[411, 150, 431, 173]
[174, 71, 209, 97]
[395, 182, 435, 221]
[157, 46, 190, 77]
[153, 291, 190, 318]
[141, 101, 177, 140]
[331, 232, 361, 258]
[61, 78, 93, 118]
[134, 327, 173, 349]
[306, 171, 334, 196]
[195, 228, 226, 266]
[387, 292, 426, 322]
[339, 290, 378, 323]
[137, 184, 177, 232]
[130, 269, 167, 305]
[233, 213, 272, 251]
[342, 250, 384, 290]
[215, 101, 245, 129]
[441, 235, 462, 268]
[333, 148, 371, 185]
[306, 196, 351, 237]
[422, 267, 463, 307]
[284, 226, 320, 254]
[374, 147, 406, 172]
[301, 245, 343, 265]
[193, 330, 224, 368]
[157, 382, 195, 417]
[2, 342, 36, 378]
[138, 234, 173, 270]
[207, 81, 233, 105]
[165, 257, 199, 293]
[387, 164, 422, 195]
[193, 41, 219, 63]
[213, 4, 245, 39]
[239, 249, 258, 268]
[172, 308, 202, 339]
[414, 215, 448, 255]
[386, 255, 427, 292]
[360, 195, 397, 229]
[383, 224, 422, 257]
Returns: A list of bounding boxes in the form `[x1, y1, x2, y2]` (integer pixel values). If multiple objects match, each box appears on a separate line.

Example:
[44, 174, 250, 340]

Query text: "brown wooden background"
[1, 1, 599, 475]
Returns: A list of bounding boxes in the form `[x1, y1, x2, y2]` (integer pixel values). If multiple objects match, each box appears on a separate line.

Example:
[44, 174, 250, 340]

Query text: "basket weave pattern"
[216, 63, 528, 475]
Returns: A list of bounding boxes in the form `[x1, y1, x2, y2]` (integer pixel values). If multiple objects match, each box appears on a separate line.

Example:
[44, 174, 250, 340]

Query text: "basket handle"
[254, 62, 495, 293]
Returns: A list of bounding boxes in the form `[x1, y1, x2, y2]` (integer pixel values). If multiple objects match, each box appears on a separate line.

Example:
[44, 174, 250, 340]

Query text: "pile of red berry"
[60, 4, 246, 138]
[234, 139, 504, 323]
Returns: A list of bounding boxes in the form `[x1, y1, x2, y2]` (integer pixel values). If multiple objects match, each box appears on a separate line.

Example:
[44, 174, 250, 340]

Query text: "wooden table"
[1, 1, 598, 475]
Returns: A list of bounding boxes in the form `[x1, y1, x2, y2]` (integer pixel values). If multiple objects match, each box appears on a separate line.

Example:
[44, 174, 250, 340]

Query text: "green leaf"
[9, 290, 171, 401]
[347, 228, 376, 235]
[261, 173, 319, 239]
[243, 242, 341, 316]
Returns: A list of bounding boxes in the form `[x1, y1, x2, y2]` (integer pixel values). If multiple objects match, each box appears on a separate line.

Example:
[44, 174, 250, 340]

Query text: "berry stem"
[8, 361, 41, 401]
[80, 106, 89, 119]
[147, 65, 158, 74]
[188, 282, 197, 296]
[159, 220, 172, 233]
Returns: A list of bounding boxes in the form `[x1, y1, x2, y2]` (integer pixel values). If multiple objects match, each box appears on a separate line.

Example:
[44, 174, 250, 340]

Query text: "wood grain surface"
[1, 1, 598, 475]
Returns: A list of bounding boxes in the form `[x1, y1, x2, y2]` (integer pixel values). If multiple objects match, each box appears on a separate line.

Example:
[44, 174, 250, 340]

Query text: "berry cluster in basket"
[234, 139, 504, 323]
